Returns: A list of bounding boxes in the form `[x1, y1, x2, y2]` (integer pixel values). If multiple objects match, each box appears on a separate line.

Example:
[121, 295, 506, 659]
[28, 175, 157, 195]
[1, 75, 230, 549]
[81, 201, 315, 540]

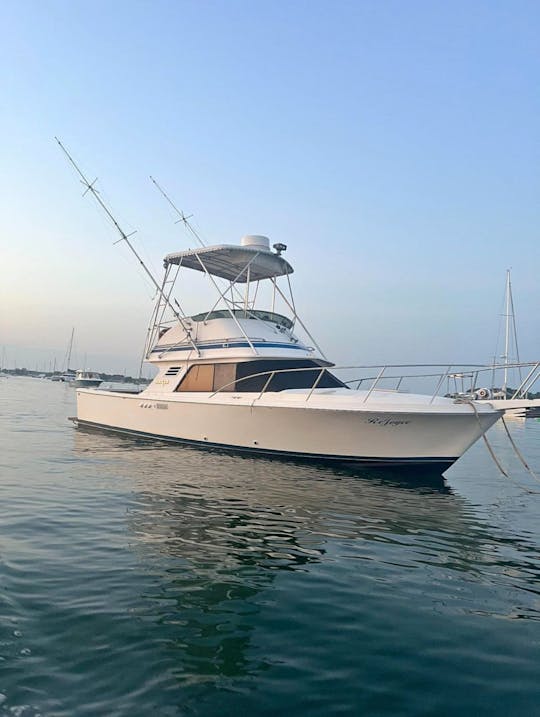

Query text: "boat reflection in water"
[71, 428, 540, 695]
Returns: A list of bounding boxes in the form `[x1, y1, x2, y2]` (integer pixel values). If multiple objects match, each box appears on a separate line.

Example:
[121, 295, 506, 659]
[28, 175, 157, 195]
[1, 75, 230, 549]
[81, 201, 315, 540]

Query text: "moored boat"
[58, 141, 501, 473]
[73, 370, 102, 388]
[72, 235, 501, 472]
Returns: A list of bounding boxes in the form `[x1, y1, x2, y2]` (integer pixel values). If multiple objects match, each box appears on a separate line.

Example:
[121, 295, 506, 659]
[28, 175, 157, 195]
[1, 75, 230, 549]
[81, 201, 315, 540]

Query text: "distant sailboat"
[475, 271, 540, 417]
[0, 346, 8, 377]
[493, 269, 522, 398]
[52, 328, 76, 382]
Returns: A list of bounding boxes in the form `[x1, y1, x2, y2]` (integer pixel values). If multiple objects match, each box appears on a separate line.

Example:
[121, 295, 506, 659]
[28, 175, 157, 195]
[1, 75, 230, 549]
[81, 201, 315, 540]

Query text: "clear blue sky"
[1, 0, 539, 374]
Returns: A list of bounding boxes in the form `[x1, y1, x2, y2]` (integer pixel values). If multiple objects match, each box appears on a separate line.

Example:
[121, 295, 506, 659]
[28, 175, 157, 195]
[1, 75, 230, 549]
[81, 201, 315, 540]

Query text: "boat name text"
[365, 417, 410, 427]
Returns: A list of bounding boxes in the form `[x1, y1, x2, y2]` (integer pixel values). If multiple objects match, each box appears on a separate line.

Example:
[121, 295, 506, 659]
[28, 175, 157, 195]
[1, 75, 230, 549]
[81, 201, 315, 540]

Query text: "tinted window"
[213, 363, 236, 391]
[235, 360, 345, 392]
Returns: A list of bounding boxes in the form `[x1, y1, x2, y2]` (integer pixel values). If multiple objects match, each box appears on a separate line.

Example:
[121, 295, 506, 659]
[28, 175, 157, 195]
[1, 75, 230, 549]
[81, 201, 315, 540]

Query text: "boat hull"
[73, 379, 102, 388]
[74, 389, 500, 472]
[73, 417, 458, 471]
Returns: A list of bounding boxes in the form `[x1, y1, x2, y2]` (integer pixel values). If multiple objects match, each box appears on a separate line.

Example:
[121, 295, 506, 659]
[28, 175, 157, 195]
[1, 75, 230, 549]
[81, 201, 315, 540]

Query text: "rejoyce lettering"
[366, 417, 410, 427]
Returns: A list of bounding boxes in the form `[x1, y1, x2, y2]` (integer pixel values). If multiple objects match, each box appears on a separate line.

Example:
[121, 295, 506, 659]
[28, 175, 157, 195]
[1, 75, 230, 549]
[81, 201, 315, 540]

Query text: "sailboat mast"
[65, 327, 74, 373]
[501, 269, 523, 396]
[507, 270, 523, 395]
[502, 270, 511, 394]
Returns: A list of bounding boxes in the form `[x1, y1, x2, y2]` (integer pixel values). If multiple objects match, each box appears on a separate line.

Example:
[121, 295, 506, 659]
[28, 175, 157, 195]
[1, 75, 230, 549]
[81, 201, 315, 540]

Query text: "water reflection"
[72, 428, 540, 592]
[72, 432, 467, 674]
[4, 378, 540, 717]
[68, 429, 539, 692]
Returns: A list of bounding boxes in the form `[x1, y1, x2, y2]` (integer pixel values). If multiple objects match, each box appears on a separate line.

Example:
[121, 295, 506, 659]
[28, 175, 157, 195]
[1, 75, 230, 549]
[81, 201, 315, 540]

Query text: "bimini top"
[164, 238, 293, 283]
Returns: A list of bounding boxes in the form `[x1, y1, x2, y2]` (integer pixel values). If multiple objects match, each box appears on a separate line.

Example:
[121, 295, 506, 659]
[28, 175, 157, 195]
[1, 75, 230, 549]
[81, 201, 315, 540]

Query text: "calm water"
[1, 377, 540, 717]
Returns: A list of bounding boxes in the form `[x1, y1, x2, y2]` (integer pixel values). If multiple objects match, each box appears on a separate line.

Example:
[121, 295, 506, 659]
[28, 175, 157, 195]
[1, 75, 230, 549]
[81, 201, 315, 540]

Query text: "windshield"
[190, 309, 293, 330]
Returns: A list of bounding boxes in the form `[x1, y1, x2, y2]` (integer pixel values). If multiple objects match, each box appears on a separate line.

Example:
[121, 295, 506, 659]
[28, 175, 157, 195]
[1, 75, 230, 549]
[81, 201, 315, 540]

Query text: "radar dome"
[241, 235, 270, 251]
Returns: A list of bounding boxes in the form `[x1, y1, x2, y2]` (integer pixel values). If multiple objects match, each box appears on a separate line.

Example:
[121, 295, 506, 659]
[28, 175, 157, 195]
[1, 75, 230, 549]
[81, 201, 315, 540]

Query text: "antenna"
[55, 138, 199, 355]
[150, 176, 206, 248]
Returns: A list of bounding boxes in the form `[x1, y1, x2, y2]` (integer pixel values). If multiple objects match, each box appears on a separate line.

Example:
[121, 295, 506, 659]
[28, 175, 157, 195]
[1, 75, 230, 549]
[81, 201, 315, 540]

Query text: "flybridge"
[145, 232, 325, 362]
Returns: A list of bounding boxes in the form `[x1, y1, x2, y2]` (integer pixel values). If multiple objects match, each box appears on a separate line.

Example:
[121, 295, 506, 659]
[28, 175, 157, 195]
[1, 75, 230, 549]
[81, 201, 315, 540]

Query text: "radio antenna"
[55, 138, 199, 355]
[150, 175, 206, 248]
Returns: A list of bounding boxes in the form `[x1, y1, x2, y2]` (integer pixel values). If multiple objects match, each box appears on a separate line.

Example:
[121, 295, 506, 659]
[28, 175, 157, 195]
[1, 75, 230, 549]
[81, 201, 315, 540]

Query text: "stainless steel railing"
[206, 361, 540, 404]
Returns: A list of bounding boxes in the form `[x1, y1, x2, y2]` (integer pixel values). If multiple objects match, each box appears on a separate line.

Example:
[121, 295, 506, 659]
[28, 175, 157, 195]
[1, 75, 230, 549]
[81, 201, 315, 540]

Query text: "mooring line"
[500, 415, 540, 484]
[461, 400, 539, 494]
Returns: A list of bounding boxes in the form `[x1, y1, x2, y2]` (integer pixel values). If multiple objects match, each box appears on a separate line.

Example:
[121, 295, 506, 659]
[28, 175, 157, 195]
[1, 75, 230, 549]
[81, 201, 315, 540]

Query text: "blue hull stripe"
[151, 341, 308, 354]
[71, 419, 457, 471]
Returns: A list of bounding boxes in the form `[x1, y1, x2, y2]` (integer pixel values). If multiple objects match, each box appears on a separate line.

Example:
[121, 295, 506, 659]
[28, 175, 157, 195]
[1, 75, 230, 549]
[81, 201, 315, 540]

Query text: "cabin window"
[175, 360, 345, 393]
[235, 360, 345, 392]
[175, 363, 236, 392]
[176, 364, 214, 392]
[213, 363, 236, 391]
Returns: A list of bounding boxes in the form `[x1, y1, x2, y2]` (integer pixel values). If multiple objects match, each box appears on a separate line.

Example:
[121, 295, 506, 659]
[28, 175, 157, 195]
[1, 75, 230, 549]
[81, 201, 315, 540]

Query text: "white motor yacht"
[55, 139, 501, 473]
[72, 235, 501, 472]
[58, 371, 76, 383]
[73, 370, 102, 388]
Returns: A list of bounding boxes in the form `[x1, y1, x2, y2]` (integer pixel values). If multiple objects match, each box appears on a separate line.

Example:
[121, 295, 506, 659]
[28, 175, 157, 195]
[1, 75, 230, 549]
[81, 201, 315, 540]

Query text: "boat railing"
[207, 361, 540, 403]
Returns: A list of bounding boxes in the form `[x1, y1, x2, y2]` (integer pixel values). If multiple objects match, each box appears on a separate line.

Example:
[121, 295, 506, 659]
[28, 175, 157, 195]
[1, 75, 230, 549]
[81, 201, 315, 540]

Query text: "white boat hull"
[74, 389, 500, 471]
[73, 379, 102, 388]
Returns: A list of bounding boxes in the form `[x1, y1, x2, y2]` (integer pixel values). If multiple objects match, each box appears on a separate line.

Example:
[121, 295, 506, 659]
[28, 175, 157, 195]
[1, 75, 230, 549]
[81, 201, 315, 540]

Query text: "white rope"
[461, 400, 539, 494]
[500, 415, 540, 484]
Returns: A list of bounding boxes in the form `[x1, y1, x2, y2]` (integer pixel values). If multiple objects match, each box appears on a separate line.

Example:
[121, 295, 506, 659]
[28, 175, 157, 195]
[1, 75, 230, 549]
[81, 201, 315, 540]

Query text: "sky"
[0, 0, 539, 375]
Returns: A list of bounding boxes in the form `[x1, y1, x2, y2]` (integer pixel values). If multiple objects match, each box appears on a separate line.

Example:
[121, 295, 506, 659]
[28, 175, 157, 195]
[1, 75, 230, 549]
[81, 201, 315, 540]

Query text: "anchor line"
[462, 399, 539, 494]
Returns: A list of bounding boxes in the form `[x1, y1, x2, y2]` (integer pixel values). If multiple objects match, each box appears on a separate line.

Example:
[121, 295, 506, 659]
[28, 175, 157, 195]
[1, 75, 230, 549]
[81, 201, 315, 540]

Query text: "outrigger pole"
[149, 176, 206, 249]
[55, 138, 200, 358]
[149, 175, 262, 321]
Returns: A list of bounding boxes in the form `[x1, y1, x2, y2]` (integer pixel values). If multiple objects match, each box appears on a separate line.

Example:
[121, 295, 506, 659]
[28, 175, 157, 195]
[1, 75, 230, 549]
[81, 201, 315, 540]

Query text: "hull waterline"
[73, 380, 102, 388]
[71, 416, 458, 473]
